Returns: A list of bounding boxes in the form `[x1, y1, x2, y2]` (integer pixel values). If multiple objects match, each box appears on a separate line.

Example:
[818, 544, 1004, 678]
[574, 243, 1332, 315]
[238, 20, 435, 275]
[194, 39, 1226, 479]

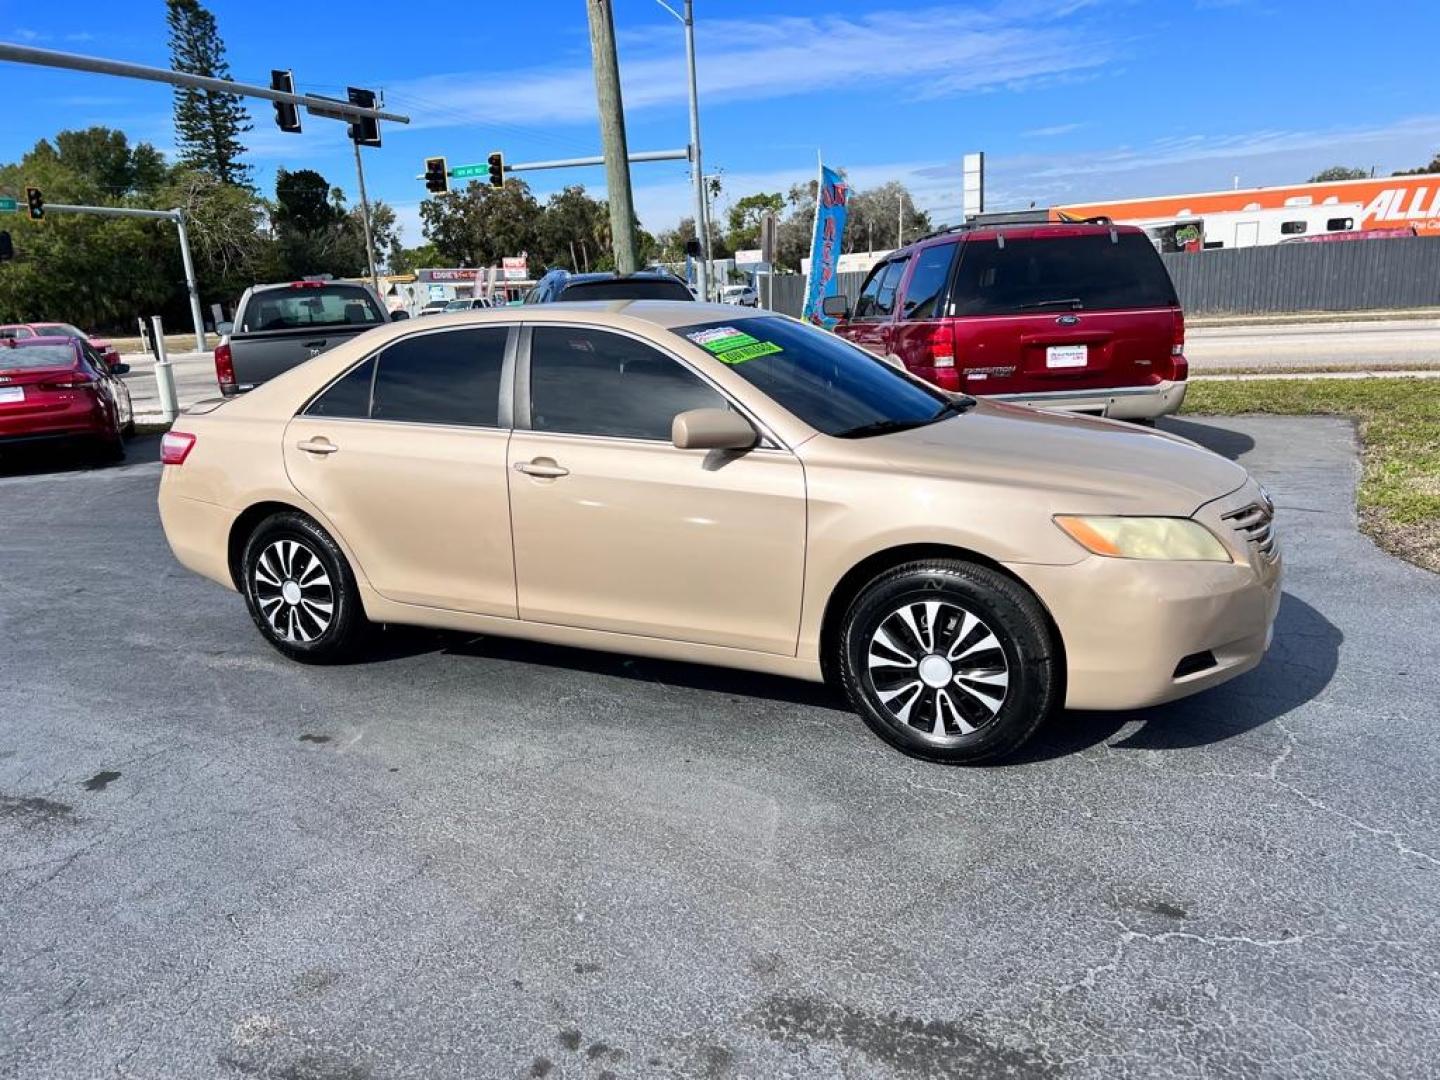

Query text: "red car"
[0, 322, 124, 369]
[0, 336, 134, 461]
[827, 221, 1187, 421]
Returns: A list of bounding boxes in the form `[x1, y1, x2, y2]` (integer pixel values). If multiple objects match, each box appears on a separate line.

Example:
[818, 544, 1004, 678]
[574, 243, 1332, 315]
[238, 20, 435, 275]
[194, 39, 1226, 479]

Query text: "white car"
[721, 284, 759, 307]
[444, 298, 493, 313]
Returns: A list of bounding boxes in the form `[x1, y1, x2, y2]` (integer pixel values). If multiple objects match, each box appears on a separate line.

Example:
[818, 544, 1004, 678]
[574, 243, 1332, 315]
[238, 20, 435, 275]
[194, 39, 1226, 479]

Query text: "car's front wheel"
[240, 512, 368, 663]
[836, 560, 1060, 764]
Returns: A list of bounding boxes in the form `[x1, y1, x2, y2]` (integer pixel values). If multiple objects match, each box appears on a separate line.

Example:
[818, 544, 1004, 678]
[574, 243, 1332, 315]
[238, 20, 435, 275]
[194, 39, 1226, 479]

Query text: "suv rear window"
[558, 278, 693, 302]
[240, 285, 386, 332]
[951, 232, 1178, 316]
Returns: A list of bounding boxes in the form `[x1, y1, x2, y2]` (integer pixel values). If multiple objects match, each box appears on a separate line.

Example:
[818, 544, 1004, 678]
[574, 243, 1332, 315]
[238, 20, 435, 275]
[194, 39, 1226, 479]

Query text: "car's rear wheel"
[241, 512, 368, 663]
[836, 560, 1059, 764]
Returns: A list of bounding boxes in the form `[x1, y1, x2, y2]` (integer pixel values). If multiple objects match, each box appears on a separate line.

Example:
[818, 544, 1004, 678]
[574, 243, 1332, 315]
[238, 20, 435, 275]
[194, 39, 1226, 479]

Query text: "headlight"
[1054, 515, 1232, 562]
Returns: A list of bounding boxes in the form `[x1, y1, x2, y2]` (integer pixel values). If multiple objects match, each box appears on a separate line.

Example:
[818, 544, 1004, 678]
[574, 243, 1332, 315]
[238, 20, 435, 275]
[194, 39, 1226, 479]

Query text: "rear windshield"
[951, 232, 1178, 316]
[239, 285, 386, 332]
[671, 316, 948, 437]
[560, 278, 693, 302]
[1, 343, 77, 370]
[31, 323, 85, 339]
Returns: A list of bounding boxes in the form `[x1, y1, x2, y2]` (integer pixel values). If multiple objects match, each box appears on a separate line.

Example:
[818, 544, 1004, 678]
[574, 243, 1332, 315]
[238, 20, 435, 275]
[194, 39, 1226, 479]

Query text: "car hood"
[851, 400, 1249, 517]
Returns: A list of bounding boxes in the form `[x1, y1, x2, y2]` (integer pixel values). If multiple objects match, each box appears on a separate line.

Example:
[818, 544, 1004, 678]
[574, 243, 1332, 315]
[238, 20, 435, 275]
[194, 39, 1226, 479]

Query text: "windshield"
[1, 343, 77, 370]
[671, 317, 956, 437]
[952, 232, 1179, 315]
[240, 285, 387, 332]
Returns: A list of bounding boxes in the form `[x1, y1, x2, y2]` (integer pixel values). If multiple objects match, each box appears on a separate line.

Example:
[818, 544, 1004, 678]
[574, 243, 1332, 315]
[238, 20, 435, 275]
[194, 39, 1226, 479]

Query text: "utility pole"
[585, 0, 639, 274]
[351, 139, 381, 297]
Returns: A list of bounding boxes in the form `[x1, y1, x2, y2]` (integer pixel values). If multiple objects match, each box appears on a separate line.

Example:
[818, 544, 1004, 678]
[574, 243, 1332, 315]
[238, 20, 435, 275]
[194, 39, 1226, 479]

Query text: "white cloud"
[385, 2, 1113, 130]
[1022, 122, 1085, 138]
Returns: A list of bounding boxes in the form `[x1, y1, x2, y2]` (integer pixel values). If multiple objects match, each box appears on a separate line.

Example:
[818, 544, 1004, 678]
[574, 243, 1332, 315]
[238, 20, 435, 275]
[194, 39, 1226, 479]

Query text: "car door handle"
[514, 458, 569, 478]
[297, 437, 338, 455]
[303, 339, 328, 349]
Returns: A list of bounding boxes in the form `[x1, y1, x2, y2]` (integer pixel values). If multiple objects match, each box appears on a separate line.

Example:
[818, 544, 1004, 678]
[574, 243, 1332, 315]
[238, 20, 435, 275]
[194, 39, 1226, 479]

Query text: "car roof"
[3, 335, 79, 349]
[554, 269, 685, 284]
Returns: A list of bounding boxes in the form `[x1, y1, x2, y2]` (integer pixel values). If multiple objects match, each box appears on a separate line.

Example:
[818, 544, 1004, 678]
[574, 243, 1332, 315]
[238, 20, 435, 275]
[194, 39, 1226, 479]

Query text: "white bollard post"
[150, 316, 179, 424]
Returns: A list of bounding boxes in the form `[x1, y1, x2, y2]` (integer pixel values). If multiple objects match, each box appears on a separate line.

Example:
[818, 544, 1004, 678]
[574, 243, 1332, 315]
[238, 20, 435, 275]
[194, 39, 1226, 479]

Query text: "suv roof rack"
[912, 211, 1115, 244]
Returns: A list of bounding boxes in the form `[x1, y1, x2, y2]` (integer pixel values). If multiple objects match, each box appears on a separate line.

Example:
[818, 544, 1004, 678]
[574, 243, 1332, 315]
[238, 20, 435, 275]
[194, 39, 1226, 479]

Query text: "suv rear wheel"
[835, 560, 1059, 764]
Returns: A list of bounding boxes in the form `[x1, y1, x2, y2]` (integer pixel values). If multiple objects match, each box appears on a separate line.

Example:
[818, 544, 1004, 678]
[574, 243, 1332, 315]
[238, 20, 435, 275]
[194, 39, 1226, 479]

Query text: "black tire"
[835, 560, 1059, 764]
[92, 427, 125, 465]
[240, 512, 369, 664]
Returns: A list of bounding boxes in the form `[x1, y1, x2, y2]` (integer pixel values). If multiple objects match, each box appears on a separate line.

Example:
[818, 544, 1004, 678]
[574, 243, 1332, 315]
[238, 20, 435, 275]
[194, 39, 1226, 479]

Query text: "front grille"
[1222, 501, 1278, 562]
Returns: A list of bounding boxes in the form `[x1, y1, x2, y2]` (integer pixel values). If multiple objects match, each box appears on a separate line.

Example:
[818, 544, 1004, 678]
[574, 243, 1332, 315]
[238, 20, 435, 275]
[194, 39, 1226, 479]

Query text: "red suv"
[829, 221, 1187, 420]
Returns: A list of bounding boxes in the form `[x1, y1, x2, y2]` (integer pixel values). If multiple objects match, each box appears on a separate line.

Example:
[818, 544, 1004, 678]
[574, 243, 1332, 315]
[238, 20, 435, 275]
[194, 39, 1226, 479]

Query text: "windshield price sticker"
[686, 326, 783, 365]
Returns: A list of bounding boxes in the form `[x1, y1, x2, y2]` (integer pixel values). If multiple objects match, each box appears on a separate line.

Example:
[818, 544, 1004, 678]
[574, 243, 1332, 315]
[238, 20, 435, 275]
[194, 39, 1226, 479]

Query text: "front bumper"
[1006, 481, 1282, 711]
[991, 378, 1187, 420]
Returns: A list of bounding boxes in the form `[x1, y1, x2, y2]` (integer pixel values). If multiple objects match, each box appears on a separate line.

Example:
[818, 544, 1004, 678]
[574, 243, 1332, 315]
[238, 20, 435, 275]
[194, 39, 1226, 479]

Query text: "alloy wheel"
[866, 600, 1010, 742]
[252, 539, 335, 644]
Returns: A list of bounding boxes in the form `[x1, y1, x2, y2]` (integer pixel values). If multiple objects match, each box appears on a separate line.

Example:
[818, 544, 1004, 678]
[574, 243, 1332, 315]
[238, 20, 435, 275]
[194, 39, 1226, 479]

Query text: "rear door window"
[900, 242, 959, 320]
[951, 232, 1179, 315]
[304, 357, 376, 419]
[371, 328, 507, 427]
[240, 285, 386, 332]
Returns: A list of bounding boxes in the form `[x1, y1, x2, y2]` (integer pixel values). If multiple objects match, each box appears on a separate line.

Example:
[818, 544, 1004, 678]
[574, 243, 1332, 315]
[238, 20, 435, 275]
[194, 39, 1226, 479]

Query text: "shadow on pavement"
[0, 433, 161, 479]
[1158, 416, 1257, 461]
[440, 632, 846, 711]
[1016, 592, 1341, 763]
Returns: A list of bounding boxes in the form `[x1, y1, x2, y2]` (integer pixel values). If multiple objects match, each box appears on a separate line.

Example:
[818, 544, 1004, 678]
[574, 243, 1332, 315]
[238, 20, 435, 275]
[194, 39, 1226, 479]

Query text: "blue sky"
[4, 0, 1439, 249]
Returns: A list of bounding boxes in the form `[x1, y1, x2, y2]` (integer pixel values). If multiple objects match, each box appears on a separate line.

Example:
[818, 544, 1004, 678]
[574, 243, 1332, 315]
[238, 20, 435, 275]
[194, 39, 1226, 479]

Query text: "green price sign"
[0, 197, 18, 213]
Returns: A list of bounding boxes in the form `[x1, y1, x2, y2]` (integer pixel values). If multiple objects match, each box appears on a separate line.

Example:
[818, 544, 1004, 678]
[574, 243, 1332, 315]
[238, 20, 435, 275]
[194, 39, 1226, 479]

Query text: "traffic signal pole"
[45, 202, 207, 353]
[351, 140, 381, 298]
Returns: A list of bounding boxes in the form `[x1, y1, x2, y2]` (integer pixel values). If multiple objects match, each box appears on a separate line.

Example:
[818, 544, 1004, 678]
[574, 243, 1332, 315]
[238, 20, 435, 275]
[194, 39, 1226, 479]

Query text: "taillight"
[215, 342, 235, 390]
[1171, 309, 1185, 357]
[160, 431, 197, 465]
[40, 376, 94, 390]
[926, 324, 962, 391]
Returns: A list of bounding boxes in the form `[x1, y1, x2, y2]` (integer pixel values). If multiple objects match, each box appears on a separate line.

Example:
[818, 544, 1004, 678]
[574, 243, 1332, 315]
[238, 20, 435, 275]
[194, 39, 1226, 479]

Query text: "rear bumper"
[157, 485, 240, 592]
[989, 379, 1186, 420]
[0, 398, 112, 443]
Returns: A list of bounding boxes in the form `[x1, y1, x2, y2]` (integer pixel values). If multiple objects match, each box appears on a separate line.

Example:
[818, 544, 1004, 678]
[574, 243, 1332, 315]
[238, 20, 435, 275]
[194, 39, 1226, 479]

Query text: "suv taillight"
[926, 324, 961, 391]
[160, 431, 197, 465]
[215, 341, 235, 391]
[1171, 309, 1185, 357]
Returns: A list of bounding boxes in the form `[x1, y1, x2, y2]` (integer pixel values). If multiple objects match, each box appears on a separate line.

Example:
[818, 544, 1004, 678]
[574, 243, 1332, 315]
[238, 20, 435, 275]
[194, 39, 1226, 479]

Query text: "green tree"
[723, 192, 783, 252]
[389, 242, 441, 275]
[535, 185, 609, 271]
[54, 127, 170, 197]
[1309, 166, 1370, 182]
[1393, 151, 1440, 176]
[166, 0, 252, 187]
[420, 179, 543, 270]
[845, 181, 930, 254]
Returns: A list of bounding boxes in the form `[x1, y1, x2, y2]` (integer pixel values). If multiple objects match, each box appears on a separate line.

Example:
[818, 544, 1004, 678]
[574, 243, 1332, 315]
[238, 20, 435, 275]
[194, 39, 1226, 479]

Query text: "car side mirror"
[110, 362, 131, 375]
[822, 295, 851, 320]
[390, 310, 409, 321]
[216, 321, 234, 336]
[672, 408, 757, 451]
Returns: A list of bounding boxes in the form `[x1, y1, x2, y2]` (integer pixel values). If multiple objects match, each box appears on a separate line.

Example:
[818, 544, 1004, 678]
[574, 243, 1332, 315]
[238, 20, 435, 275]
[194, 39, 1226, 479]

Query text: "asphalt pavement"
[116, 317, 1440, 421]
[1, 417, 1437, 1079]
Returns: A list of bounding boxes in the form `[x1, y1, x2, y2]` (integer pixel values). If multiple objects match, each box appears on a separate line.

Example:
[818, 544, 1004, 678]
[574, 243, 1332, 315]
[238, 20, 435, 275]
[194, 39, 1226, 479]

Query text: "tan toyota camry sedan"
[158, 302, 1281, 764]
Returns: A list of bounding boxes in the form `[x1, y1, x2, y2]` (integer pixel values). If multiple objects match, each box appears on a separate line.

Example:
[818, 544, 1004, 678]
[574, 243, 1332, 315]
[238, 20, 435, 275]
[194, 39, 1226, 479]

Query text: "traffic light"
[271, 69, 302, 133]
[487, 152, 504, 188]
[347, 87, 381, 148]
[25, 187, 43, 221]
[0, 231, 13, 262]
[424, 157, 449, 195]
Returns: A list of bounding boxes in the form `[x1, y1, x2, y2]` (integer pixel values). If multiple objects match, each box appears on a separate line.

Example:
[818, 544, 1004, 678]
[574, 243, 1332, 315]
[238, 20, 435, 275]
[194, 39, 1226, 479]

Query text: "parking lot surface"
[1, 417, 1437, 1079]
